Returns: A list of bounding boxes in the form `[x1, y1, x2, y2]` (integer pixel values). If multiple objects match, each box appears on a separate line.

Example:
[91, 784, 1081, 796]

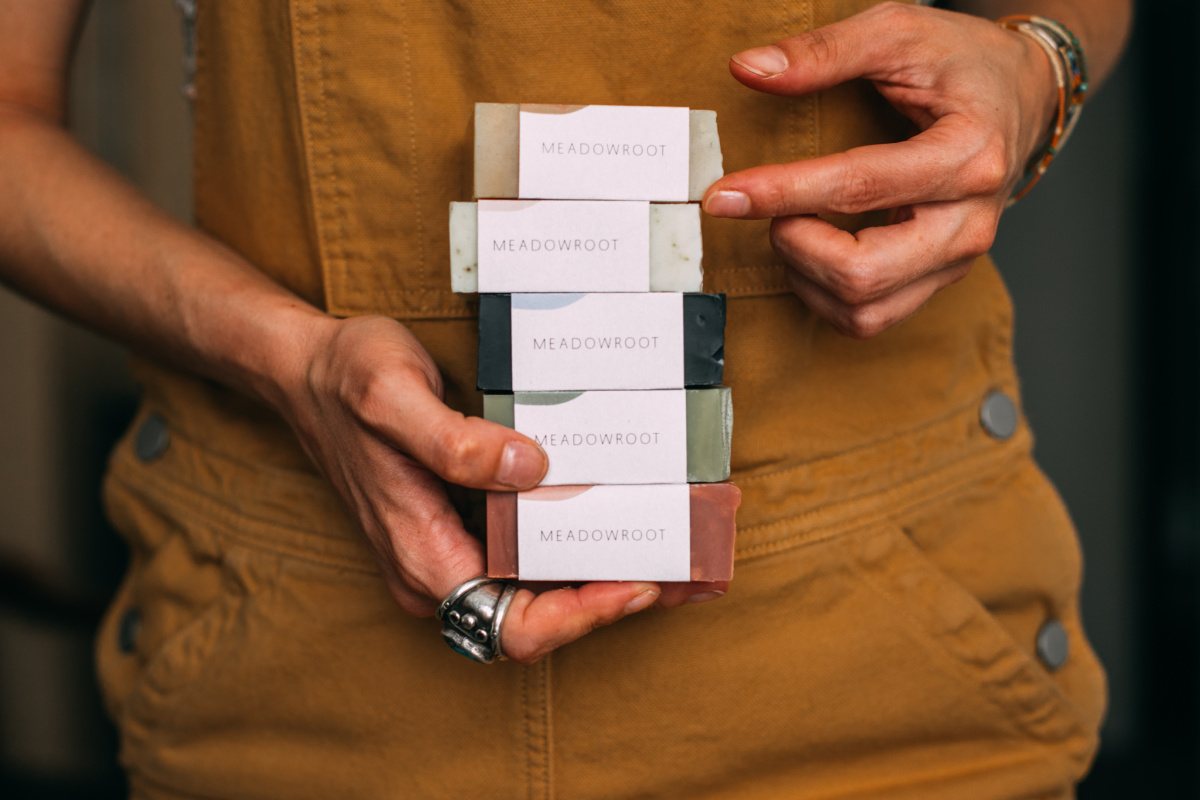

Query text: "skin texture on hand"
[276, 314, 730, 662]
[703, 0, 1131, 339]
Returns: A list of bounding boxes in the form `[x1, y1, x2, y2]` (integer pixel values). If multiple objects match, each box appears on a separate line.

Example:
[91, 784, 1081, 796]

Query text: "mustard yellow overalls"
[96, 1, 1106, 796]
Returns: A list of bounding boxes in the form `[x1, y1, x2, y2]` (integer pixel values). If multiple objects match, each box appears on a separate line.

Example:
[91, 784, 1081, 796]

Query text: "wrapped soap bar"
[474, 103, 723, 201]
[484, 388, 731, 485]
[449, 201, 703, 293]
[477, 293, 725, 392]
[487, 483, 740, 582]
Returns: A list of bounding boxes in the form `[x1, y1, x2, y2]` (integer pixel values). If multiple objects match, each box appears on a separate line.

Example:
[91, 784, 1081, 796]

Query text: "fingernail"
[623, 588, 660, 615]
[732, 46, 789, 77]
[704, 190, 750, 217]
[496, 441, 546, 488]
[685, 590, 726, 605]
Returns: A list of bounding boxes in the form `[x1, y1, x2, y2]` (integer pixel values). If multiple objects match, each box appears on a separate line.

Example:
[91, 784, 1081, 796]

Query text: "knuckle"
[757, 179, 794, 217]
[800, 27, 840, 73]
[830, 261, 882, 305]
[432, 423, 483, 481]
[841, 304, 889, 340]
[961, 222, 997, 259]
[872, 2, 920, 34]
[348, 368, 397, 429]
[964, 141, 1010, 196]
[397, 513, 477, 593]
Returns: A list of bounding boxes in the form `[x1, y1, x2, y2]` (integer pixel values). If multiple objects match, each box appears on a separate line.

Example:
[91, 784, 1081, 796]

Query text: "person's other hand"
[703, 2, 1058, 338]
[275, 315, 725, 664]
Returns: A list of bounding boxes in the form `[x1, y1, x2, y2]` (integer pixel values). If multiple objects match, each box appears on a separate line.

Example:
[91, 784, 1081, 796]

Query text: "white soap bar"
[473, 103, 723, 202]
[449, 201, 702, 293]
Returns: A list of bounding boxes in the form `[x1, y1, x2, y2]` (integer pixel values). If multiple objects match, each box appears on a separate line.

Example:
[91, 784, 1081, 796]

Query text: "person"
[0, 0, 1131, 796]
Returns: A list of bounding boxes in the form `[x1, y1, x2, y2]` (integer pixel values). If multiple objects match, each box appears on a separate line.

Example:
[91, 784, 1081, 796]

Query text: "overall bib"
[95, 1, 1108, 797]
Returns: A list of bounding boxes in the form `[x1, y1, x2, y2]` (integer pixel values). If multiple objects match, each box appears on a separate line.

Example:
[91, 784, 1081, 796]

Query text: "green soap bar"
[483, 388, 731, 482]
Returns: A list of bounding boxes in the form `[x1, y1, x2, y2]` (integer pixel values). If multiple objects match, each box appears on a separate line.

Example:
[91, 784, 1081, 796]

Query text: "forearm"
[950, 0, 1133, 87]
[0, 105, 331, 410]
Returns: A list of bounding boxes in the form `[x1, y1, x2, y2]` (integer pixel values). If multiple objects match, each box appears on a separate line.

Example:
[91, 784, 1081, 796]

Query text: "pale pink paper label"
[517, 484, 691, 581]
[513, 390, 688, 485]
[477, 200, 650, 293]
[509, 292, 685, 390]
[518, 105, 690, 201]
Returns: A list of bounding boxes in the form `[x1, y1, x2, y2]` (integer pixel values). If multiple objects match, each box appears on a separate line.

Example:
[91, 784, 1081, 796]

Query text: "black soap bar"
[478, 294, 512, 392]
[477, 293, 725, 392]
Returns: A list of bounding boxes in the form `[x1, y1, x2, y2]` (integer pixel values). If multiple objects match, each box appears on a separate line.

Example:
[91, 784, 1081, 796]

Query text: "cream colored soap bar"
[449, 202, 703, 293]
[473, 103, 723, 201]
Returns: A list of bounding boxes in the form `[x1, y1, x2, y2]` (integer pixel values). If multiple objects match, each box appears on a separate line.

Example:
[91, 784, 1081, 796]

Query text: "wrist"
[224, 298, 340, 421]
[245, 301, 340, 416]
[178, 252, 339, 415]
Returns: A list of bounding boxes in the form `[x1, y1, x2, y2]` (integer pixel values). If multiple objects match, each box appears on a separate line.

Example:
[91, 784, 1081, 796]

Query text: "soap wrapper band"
[483, 389, 731, 484]
[477, 293, 726, 392]
[474, 103, 723, 202]
[449, 201, 703, 293]
[486, 483, 740, 582]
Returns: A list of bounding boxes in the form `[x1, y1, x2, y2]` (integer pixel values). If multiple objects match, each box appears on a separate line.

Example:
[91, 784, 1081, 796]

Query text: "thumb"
[728, 2, 924, 94]
[364, 375, 548, 491]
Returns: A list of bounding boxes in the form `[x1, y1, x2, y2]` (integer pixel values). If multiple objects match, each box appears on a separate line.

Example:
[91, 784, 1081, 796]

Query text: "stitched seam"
[531, 661, 550, 800]
[735, 387, 1019, 487]
[313, 8, 351, 315]
[394, 0, 430, 313]
[523, 666, 535, 800]
[107, 467, 377, 573]
[844, 532, 1090, 752]
[290, 0, 349, 314]
[543, 655, 554, 799]
[127, 417, 326, 489]
[734, 388, 1017, 489]
[734, 436, 1029, 562]
[189, 0, 208, 230]
[110, 441, 334, 531]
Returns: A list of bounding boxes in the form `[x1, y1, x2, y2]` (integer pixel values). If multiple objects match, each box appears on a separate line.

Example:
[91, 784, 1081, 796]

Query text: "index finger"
[726, 2, 942, 92]
[703, 119, 1003, 219]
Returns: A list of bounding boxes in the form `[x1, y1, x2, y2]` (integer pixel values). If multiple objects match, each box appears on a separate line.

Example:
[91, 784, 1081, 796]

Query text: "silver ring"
[436, 576, 516, 664]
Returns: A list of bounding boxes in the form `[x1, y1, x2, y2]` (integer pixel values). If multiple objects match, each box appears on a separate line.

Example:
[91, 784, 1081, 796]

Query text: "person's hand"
[703, 2, 1059, 338]
[273, 314, 726, 664]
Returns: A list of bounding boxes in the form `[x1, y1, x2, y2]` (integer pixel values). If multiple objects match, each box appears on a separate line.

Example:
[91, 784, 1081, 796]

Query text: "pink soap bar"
[487, 483, 740, 582]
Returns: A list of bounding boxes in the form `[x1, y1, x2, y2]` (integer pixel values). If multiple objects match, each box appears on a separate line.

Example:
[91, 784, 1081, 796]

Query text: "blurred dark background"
[0, 1, 1194, 797]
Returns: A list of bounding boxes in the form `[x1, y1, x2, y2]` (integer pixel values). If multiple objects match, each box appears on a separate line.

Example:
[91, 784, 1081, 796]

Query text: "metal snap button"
[135, 413, 170, 462]
[1036, 619, 1069, 671]
[118, 608, 141, 654]
[979, 391, 1018, 440]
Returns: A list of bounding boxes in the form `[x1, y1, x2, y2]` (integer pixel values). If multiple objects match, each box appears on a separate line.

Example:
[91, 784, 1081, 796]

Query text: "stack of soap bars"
[450, 103, 741, 583]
